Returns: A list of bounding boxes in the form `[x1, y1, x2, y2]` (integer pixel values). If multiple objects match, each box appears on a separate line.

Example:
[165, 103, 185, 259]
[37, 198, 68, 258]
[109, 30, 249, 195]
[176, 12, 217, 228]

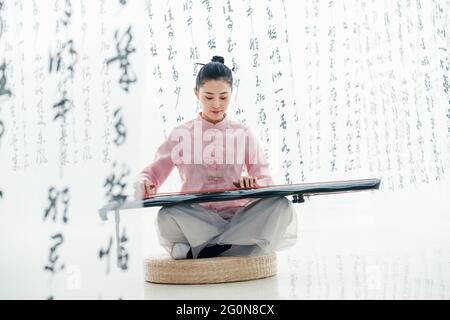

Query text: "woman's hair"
[195, 55, 233, 91]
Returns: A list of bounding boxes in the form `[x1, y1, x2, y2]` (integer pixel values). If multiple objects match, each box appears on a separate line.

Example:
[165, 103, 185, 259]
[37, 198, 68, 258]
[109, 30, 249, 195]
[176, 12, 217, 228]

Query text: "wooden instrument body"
[99, 178, 381, 220]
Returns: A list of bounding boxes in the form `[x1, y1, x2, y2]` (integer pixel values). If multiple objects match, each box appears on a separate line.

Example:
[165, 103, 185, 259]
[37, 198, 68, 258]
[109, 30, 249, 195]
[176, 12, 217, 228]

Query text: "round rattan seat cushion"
[144, 253, 277, 284]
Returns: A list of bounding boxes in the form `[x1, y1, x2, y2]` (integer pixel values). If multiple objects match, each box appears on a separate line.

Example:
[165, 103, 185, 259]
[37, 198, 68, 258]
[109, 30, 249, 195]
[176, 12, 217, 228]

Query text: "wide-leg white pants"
[156, 196, 297, 258]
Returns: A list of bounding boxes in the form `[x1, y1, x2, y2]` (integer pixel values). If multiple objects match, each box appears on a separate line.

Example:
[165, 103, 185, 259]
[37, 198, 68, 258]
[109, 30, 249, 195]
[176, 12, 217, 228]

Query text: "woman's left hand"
[233, 176, 258, 189]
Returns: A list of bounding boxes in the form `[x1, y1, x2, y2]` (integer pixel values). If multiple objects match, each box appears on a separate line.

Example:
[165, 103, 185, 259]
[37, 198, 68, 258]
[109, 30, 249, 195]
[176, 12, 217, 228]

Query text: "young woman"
[134, 56, 297, 259]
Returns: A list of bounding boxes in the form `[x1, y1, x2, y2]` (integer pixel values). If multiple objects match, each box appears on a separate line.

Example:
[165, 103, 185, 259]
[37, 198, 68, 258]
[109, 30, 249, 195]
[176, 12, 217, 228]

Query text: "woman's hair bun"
[211, 55, 225, 64]
[195, 55, 232, 90]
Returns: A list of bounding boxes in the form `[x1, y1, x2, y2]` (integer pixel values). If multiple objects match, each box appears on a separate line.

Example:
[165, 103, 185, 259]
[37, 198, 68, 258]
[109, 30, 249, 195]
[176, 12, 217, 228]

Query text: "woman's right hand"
[133, 178, 156, 200]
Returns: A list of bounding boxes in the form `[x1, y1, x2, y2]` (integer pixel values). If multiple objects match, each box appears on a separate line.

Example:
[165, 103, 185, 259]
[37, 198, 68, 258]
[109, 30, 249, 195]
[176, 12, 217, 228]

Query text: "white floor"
[141, 181, 450, 300]
[143, 241, 450, 300]
[1, 180, 449, 299]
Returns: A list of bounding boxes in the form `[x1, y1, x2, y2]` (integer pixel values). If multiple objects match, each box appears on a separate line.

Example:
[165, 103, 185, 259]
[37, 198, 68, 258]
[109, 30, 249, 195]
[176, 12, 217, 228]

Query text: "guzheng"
[99, 178, 381, 267]
[99, 178, 381, 221]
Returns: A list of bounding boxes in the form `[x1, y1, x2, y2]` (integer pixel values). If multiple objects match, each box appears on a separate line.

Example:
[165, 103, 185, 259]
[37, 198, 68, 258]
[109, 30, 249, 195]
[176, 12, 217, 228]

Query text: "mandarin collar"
[198, 112, 228, 129]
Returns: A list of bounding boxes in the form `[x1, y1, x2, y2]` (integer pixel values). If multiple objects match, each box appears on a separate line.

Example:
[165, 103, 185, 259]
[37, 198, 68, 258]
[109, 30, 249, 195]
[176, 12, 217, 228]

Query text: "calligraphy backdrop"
[0, 0, 449, 299]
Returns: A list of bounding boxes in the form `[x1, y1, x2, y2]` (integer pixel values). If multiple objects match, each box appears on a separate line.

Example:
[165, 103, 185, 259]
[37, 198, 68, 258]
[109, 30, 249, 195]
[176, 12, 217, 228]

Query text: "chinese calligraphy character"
[44, 233, 65, 274]
[43, 186, 70, 224]
[106, 26, 137, 93]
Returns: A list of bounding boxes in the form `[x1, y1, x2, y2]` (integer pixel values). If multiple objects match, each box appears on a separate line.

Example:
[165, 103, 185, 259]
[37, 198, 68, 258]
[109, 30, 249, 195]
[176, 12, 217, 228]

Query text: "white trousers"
[156, 196, 297, 258]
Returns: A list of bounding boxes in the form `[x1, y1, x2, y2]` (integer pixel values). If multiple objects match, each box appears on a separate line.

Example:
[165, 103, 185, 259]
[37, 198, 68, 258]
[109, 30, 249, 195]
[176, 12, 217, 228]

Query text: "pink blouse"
[139, 113, 273, 214]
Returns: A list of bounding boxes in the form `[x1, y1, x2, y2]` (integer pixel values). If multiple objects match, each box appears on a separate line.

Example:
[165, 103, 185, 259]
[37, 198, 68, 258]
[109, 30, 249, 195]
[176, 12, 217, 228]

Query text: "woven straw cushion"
[144, 253, 277, 284]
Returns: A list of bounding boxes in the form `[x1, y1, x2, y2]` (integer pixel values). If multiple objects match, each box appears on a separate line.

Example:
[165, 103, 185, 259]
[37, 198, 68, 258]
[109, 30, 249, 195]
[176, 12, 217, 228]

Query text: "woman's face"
[195, 79, 232, 124]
